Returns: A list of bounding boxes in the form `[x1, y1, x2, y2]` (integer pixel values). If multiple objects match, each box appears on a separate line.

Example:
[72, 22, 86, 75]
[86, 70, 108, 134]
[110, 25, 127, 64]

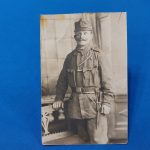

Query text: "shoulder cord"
[77, 51, 93, 67]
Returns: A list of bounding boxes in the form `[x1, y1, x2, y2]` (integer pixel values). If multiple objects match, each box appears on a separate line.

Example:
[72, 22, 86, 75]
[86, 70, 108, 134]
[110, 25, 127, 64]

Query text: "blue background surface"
[0, 0, 149, 149]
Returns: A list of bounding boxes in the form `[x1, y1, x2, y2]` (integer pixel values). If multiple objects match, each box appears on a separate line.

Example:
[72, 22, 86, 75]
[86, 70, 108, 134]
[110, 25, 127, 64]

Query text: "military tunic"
[55, 45, 114, 119]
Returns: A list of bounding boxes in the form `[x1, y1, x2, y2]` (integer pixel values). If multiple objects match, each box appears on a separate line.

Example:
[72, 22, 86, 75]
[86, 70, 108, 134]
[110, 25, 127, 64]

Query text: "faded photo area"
[40, 12, 127, 145]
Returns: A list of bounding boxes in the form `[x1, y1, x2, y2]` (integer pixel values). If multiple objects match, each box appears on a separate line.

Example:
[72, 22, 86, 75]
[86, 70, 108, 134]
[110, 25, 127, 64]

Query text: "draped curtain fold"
[81, 13, 102, 50]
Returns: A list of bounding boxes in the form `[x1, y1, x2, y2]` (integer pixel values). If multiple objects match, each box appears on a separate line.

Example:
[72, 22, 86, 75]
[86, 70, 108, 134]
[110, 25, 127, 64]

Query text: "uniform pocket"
[92, 66, 100, 86]
[87, 94, 97, 104]
[82, 67, 93, 86]
[87, 94, 97, 111]
[67, 69, 75, 87]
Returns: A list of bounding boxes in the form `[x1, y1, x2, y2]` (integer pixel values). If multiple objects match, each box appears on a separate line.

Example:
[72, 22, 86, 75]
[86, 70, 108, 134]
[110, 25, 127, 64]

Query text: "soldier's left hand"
[101, 104, 111, 115]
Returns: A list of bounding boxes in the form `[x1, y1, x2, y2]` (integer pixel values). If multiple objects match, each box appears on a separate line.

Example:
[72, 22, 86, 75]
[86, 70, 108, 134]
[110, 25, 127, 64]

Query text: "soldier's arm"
[98, 51, 114, 107]
[55, 58, 69, 102]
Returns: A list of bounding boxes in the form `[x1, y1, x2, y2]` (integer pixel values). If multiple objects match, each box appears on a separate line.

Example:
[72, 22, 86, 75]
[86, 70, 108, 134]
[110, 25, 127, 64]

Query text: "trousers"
[69, 115, 108, 144]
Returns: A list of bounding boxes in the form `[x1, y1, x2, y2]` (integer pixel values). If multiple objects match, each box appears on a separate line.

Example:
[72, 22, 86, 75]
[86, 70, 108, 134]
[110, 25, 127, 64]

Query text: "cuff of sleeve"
[55, 96, 63, 101]
[102, 102, 111, 107]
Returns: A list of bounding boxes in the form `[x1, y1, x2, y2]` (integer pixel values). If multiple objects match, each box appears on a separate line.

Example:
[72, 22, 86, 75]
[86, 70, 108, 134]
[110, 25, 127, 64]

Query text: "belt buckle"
[76, 87, 83, 93]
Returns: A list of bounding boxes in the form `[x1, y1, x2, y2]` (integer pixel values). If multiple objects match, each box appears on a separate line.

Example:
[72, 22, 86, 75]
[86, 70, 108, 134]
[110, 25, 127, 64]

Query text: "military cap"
[74, 18, 93, 32]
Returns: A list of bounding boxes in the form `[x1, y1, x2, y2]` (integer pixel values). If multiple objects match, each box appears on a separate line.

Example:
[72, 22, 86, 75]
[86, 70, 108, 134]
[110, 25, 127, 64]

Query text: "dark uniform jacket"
[55, 45, 114, 119]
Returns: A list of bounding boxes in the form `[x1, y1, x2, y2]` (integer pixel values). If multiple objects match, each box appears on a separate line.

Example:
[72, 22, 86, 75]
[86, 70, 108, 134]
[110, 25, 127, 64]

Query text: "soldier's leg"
[87, 115, 108, 144]
[67, 118, 78, 133]
[76, 119, 90, 142]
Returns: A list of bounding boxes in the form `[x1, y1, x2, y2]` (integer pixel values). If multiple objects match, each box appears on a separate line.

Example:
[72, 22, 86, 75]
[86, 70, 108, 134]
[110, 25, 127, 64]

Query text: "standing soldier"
[52, 18, 114, 144]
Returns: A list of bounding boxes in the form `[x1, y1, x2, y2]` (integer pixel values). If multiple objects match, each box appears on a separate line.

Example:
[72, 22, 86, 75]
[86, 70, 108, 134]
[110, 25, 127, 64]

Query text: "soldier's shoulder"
[64, 49, 76, 61]
[92, 46, 107, 61]
[92, 46, 107, 55]
[92, 46, 101, 53]
[92, 46, 102, 58]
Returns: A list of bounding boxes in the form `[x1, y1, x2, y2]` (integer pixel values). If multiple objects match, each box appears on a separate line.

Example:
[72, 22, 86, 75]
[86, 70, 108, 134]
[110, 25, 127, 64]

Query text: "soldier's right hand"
[52, 101, 64, 109]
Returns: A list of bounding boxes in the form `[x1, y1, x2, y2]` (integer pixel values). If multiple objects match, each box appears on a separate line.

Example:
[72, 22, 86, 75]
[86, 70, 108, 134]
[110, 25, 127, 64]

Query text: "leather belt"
[71, 87, 99, 94]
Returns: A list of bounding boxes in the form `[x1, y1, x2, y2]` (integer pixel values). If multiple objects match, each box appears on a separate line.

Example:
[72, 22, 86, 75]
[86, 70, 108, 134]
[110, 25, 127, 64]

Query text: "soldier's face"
[74, 30, 93, 46]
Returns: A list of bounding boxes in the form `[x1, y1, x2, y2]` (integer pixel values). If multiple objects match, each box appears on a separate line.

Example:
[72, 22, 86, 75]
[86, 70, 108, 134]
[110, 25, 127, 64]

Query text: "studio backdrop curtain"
[81, 13, 112, 56]
[81, 13, 102, 49]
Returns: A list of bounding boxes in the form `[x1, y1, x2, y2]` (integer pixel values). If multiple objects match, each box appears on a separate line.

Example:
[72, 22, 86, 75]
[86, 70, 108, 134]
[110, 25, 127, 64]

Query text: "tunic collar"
[73, 43, 93, 56]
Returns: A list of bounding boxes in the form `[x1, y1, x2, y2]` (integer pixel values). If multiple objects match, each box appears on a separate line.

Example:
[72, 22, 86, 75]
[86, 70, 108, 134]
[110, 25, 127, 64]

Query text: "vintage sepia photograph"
[40, 12, 128, 145]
